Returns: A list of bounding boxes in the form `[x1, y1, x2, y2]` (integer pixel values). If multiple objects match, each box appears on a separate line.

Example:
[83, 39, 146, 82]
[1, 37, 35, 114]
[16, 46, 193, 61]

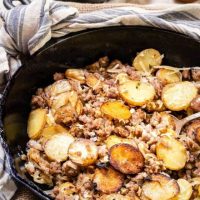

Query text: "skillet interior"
[1, 26, 200, 199]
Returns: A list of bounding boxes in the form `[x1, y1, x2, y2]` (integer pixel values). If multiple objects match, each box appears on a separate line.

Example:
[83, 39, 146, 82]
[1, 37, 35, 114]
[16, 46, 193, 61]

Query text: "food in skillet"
[23, 48, 200, 200]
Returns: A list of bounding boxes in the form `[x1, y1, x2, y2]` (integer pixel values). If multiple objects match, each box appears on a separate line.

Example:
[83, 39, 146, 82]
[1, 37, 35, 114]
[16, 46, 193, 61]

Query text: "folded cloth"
[1, 0, 200, 199]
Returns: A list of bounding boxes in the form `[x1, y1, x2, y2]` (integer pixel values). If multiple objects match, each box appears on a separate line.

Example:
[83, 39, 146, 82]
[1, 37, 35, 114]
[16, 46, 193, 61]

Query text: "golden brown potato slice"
[75, 99, 83, 115]
[156, 136, 187, 170]
[66, 91, 83, 115]
[52, 90, 83, 116]
[161, 128, 177, 137]
[117, 73, 130, 85]
[93, 167, 124, 194]
[101, 101, 131, 120]
[58, 182, 77, 196]
[45, 80, 71, 97]
[105, 135, 136, 149]
[41, 125, 68, 139]
[44, 133, 74, 162]
[67, 91, 78, 108]
[46, 110, 55, 126]
[142, 174, 179, 200]
[156, 68, 182, 84]
[100, 194, 133, 200]
[86, 73, 102, 89]
[162, 81, 198, 111]
[54, 103, 78, 125]
[159, 112, 176, 132]
[65, 69, 85, 83]
[51, 91, 82, 114]
[119, 80, 156, 106]
[171, 179, 192, 200]
[198, 186, 200, 197]
[140, 193, 151, 200]
[109, 143, 144, 174]
[68, 139, 98, 166]
[27, 109, 47, 139]
[51, 92, 69, 110]
[133, 49, 163, 73]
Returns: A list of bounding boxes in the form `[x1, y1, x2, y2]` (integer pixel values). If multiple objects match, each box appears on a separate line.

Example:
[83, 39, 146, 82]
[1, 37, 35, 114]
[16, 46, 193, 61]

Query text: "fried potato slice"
[45, 80, 71, 97]
[67, 91, 83, 115]
[119, 80, 156, 106]
[41, 125, 68, 139]
[198, 186, 200, 197]
[156, 68, 182, 85]
[51, 92, 69, 110]
[68, 139, 98, 166]
[161, 128, 177, 137]
[46, 110, 55, 126]
[105, 135, 136, 149]
[109, 143, 144, 174]
[54, 104, 75, 123]
[117, 73, 130, 85]
[86, 73, 102, 89]
[76, 99, 83, 115]
[171, 179, 192, 200]
[100, 194, 133, 200]
[54, 102, 78, 125]
[159, 112, 176, 133]
[133, 49, 163, 73]
[142, 174, 179, 200]
[51, 91, 82, 116]
[93, 167, 124, 194]
[162, 81, 198, 111]
[44, 133, 74, 162]
[65, 69, 85, 83]
[67, 91, 78, 108]
[58, 182, 77, 196]
[27, 108, 47, 139]
[140, 193, 151, 200]
[101, 101, 131, 120]
[156, 136, 187, 170]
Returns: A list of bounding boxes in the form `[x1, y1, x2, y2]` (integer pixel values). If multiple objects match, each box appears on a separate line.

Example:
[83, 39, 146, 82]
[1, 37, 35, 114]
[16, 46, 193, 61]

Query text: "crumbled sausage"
[190, 95, 200, 112]
[99, 56, 109, 68]
[53, 72, 65, 81]
[192, 69, 200, 81]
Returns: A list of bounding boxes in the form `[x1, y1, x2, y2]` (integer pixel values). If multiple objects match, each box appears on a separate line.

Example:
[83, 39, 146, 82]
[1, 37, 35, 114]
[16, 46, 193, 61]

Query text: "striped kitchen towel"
[0, 0, 200, 199]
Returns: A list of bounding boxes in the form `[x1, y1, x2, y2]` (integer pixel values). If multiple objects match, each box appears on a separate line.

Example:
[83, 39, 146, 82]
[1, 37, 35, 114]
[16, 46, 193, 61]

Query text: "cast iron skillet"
[0, 26, 200, 199]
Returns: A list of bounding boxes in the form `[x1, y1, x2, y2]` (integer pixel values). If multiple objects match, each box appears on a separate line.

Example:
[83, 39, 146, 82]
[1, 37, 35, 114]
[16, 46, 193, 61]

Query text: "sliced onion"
[153, 65, 200, 71]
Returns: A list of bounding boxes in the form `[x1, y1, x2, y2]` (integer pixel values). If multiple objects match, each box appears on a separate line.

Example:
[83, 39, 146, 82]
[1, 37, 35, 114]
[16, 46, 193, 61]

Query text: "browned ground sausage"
[191, 69, 200, 81]
[190, 95, 200, 112]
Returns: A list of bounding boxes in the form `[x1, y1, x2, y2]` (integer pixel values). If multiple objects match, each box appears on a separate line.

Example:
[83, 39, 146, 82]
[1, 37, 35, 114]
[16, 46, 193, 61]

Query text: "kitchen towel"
[0, 0, 200, 199]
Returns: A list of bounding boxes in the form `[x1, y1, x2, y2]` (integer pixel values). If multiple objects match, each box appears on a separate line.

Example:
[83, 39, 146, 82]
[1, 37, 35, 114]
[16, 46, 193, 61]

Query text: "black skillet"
[0, 26, 200, 199]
